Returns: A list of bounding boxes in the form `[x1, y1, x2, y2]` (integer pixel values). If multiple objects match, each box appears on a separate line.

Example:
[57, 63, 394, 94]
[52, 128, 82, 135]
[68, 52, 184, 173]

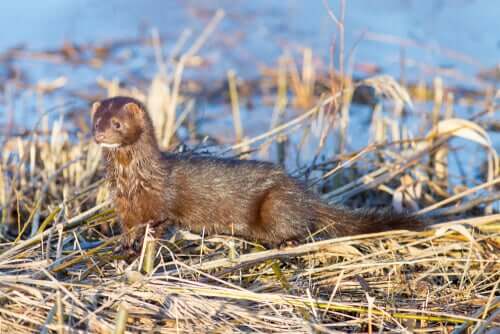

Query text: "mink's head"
[91, 96, 151, 149]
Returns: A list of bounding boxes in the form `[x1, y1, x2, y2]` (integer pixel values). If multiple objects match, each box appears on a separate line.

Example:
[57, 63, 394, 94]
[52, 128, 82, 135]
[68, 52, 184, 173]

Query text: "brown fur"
[92, 96, 424, 250]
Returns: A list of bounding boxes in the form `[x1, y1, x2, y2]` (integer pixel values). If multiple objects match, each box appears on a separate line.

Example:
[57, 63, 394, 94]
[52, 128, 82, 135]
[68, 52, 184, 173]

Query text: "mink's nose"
[94, 132, 105, 142]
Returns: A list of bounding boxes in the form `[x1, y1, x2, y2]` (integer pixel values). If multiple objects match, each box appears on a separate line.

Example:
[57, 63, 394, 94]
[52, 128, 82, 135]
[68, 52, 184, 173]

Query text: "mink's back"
[160, 153, 306, 211]
[163, 153, 290, 192]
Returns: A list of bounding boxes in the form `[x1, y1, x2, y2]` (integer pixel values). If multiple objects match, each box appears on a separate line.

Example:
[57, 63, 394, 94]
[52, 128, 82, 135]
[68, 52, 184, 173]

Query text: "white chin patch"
[100, 143, 121, 149]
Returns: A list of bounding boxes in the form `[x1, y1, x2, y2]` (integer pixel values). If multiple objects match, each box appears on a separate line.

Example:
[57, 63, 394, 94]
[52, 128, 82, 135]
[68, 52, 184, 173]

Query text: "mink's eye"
[111, 120, 121, 130]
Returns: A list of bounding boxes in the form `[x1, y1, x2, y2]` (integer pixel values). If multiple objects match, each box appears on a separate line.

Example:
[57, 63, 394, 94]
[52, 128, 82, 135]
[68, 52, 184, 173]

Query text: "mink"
[91, 96, 422, 251]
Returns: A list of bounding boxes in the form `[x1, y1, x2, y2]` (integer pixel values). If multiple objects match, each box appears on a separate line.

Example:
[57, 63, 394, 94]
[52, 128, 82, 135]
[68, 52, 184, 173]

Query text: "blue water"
[1, 1, 498, 79]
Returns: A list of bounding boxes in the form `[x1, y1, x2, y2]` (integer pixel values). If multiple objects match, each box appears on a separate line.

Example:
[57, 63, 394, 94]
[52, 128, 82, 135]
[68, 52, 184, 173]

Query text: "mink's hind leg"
[249, 182, 314, 246]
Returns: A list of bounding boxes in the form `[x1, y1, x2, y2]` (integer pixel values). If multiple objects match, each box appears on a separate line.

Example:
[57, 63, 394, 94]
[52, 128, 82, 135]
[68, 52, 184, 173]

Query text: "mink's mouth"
[94, 133, 122, 148]
[99, 142, 121, 149]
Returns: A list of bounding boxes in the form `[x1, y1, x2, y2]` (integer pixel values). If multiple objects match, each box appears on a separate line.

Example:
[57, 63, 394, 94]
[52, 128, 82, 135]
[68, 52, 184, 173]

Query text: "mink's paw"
[113, 242, 138, 260]
[131, 237, 144, 253]
[278, 240, 300, 249]
[114, 234, 144, 262]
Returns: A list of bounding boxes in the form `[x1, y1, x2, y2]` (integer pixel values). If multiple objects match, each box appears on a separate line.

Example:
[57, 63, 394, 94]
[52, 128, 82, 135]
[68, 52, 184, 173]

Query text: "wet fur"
[92, 96, 423, 250]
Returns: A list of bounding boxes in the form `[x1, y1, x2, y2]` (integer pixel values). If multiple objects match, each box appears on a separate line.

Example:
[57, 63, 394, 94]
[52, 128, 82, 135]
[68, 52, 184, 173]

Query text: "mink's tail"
[314, 204, 425, 238]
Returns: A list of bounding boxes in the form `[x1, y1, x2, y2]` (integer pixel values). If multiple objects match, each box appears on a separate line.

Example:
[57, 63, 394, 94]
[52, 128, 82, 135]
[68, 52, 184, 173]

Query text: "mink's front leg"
[118, 220, 169, 257]
[115, 220, 146, 258]
[123, 226, 141, 251]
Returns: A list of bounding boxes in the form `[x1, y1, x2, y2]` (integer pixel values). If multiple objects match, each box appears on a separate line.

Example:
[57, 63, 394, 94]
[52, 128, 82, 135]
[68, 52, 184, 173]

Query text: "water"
[1, 1, 498, 77]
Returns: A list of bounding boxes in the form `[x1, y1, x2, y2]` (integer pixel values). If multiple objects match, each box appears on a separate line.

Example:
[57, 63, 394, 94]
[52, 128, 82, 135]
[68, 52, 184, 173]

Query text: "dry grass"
[0, 10, 499, 334]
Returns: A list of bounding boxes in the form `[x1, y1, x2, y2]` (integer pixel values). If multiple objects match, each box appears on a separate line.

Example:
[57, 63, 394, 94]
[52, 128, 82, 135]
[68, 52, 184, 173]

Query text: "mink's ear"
[123, 102, 143, 114]
[90, 102, 101, 119]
